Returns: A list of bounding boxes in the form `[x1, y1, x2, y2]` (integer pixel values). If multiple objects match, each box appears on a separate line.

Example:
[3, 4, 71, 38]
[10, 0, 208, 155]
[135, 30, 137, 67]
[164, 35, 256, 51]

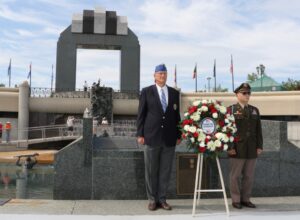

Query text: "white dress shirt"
[156, 84, 168, 106]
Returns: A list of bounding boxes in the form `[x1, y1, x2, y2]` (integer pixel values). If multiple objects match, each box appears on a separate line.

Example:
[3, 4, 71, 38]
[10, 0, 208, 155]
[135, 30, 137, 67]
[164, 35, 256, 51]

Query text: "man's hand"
[176, 139, 182, 145]
[227, 149, 237, 156]
[257, 148, 263, 155]
[137, 137, 145, 145]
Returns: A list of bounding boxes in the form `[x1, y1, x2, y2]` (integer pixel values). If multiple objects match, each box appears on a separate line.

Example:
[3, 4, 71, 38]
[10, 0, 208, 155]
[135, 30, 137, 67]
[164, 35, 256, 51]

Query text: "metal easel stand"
[192, 153, 230, 217]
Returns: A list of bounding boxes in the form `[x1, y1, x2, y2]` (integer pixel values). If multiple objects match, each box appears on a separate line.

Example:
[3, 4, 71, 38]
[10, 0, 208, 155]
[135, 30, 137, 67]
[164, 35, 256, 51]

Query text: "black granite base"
[54, 120, 300, 200]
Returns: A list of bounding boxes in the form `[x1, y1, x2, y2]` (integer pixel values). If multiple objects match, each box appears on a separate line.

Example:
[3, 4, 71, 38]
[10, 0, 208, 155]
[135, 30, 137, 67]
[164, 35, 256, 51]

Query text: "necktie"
[161, 89, 167, 112]
[244, 105, 249, 118]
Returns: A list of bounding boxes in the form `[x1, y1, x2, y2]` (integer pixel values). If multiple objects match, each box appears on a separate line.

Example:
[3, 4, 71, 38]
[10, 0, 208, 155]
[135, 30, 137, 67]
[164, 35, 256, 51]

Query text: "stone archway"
[55, 7, 140, 92]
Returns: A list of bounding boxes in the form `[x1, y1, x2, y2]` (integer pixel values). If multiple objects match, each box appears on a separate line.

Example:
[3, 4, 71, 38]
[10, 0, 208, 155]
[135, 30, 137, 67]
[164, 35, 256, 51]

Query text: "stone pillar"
[18, 81, 30, 140]
[83, 115, 93, 166]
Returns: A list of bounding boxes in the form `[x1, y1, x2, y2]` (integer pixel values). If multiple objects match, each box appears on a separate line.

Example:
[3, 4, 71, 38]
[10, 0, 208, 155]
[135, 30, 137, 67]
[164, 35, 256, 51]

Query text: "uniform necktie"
[161, 88, 167, 112]
[244, 105, 249, 118]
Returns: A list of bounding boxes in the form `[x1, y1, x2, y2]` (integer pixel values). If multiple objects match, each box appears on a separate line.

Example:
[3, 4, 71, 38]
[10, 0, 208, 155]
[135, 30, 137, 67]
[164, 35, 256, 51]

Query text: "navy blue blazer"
[136, 85, 181, 147]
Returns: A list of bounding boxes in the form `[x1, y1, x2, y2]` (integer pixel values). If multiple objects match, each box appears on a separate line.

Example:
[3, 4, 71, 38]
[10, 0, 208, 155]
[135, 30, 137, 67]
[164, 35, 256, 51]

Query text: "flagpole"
[195, 63, 197, 93]
[231, 55, 235, 92]
[30, 62, 32, 88]
[51, 64, 54, 91]
[174, 64, 177, 88]
[214, 59, 216, 92]
[8, 58, 11, 87]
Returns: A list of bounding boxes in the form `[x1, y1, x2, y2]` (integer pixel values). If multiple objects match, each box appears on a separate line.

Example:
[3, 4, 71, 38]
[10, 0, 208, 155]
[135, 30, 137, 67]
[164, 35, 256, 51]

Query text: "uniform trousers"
[230, 158, 256, 203]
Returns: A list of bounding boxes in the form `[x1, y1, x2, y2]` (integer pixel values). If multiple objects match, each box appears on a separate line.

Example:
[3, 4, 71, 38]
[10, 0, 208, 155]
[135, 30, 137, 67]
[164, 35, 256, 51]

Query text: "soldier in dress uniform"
[228, 83, 263, 209]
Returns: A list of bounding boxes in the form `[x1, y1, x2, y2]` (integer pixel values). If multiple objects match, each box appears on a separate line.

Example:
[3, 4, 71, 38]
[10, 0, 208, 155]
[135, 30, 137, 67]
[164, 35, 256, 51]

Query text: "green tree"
[0, 83, 5, 87]
[215, 84, 228, 92]
[282, 78, 300, 91]
[247, 73, 259, 82]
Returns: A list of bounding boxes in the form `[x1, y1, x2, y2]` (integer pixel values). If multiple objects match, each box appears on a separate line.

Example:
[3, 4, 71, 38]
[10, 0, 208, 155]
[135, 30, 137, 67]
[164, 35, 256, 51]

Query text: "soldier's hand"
[257, 148, 263, 155]
[176, 139, 182, 145]
[227, 149, 236, 156]
[137, 137, 145, 145]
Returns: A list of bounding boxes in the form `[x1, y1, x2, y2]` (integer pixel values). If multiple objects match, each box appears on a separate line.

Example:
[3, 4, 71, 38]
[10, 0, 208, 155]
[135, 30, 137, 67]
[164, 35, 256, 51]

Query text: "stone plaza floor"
[1, 197, 300, 219]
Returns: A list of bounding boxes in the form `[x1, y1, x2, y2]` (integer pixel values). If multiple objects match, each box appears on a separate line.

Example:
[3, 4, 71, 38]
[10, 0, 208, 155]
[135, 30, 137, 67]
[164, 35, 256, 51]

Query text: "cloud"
[0, 0, 300, 92]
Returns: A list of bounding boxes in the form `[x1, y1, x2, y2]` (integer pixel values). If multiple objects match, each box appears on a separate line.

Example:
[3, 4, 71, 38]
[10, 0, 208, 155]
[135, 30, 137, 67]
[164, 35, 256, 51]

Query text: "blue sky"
[1, 0, 300, 92]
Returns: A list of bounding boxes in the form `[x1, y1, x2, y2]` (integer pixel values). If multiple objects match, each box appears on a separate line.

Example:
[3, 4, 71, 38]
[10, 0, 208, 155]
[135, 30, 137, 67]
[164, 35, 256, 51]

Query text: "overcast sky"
[1, 0, 300, 92]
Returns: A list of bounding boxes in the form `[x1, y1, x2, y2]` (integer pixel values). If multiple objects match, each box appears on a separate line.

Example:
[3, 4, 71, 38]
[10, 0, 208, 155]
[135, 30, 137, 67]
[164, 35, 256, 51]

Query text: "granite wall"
[53, 118, 93, 199]
[54, 120, 300, 200]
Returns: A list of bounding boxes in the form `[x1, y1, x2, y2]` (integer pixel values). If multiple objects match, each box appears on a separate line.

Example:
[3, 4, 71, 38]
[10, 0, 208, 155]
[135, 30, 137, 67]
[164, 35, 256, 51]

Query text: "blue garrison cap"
[155, 64, 167, 72]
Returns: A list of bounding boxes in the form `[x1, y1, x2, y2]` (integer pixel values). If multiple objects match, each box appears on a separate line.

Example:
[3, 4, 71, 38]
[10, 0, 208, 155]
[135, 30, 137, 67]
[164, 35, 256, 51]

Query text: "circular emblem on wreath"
[200, 117, 216, 135]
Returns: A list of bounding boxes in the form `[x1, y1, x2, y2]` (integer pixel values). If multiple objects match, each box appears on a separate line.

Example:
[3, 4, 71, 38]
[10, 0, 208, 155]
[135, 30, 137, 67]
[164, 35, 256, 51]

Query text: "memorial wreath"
[180, 99, 237, 156]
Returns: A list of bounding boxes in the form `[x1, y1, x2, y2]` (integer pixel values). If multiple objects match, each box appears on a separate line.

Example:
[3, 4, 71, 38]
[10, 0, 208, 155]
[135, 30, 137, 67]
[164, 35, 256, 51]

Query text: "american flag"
[7, 59, 11, 77]
[174, 64, 177, 88]
[193, 63, 197, 79]
[27, 62, 32, 79]
[230, 54, 234, 74]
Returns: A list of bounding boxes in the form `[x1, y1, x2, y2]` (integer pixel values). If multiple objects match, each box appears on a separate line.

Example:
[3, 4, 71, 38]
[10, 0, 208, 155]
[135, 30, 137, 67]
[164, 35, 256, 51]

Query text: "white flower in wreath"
[183, 125, 190, 131]
[197, 132, 206, 142]
[224, 118, 229, 124]
[202, 100, 207, 104]
[207, 141, 216, 151]
[188, 126, 197, 133]
[212, 113, 218, 118]
[228, 115, 235, 121]
[201, 106, 208, 112]
[223, 135, 229, 143]
[199, 141, 205, 147]
[215, 132, 224, 140]
[206, 135, 211, 140]
[184, 112, 189, 117]
[220, 106, 227, 114]
[214, 139, 222, 147]
[191, 113, 200, 121]
[193, 100, 201, 106]
[229, 136, 234, 142]
[190, 137, 195, 143]
[223, 144, 229, 150]
[222, 127, 227, 132]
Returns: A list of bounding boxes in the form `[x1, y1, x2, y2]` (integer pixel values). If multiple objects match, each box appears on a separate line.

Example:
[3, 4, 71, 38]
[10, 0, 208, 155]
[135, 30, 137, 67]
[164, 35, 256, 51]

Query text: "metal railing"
[29, 87, 141, 99]
[30, 87, 90, 98]
[4, 124, 83, 148]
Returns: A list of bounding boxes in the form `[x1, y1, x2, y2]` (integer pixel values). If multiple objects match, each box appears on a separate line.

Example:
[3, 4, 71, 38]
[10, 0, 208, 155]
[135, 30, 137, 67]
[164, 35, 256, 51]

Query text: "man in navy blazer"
[137, 64, 181, 211]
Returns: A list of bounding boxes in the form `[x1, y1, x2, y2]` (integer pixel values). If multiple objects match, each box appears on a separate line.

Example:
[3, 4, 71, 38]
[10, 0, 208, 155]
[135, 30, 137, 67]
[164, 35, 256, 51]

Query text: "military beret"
[234, 83, 251, 93]
[155, 64, 167, 72]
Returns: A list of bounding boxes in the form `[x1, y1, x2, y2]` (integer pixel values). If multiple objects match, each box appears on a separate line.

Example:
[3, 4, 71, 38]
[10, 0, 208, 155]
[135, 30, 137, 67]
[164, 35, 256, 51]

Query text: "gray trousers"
[229, 158, 256, 203]
[144, 145, 175, 203]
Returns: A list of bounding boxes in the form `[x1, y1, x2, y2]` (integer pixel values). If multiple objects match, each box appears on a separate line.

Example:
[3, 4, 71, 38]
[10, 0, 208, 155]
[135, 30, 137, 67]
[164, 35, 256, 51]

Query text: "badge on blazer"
[173, 104, 177, 110]
[252, 109, 257, 115]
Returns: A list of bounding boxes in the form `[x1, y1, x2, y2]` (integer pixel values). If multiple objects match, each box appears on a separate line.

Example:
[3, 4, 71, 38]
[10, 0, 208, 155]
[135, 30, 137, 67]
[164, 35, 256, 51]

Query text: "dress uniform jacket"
[136, 85, 181, 147]
[229, 103, 263, 159]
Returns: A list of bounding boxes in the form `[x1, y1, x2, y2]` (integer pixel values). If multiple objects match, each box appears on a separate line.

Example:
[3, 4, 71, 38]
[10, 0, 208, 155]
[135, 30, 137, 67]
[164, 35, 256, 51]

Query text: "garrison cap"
[155, 64, 167, 72]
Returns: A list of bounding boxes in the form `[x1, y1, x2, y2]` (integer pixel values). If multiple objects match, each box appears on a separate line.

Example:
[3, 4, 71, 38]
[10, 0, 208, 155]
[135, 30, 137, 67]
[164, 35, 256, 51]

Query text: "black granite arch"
[55, 9, 140, 92]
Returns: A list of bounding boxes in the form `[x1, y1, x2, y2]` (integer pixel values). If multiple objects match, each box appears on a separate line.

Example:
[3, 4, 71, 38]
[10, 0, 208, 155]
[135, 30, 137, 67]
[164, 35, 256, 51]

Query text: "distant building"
[249, 74, 283, 92]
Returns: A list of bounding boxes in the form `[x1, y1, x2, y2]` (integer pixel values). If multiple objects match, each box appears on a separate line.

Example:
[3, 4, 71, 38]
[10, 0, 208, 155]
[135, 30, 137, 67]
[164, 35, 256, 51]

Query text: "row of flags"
[6, 56, 235, 91]
[7, 59, 32, 87]
[174, 55, 235, 92]
[6, 59, 54, 89]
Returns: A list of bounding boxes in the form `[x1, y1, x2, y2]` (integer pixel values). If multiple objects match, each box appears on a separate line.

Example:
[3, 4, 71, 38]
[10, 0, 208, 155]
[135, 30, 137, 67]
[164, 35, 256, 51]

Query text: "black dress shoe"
[159, 202, 172, 210]
[148, 202, 157, 211]
[241, 201, 256, 208]
[232, 202, 242, 209]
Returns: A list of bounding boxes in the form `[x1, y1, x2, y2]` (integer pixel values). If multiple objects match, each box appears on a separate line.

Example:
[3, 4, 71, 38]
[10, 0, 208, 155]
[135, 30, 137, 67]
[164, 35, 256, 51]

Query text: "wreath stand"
[192, 153, 230, 216]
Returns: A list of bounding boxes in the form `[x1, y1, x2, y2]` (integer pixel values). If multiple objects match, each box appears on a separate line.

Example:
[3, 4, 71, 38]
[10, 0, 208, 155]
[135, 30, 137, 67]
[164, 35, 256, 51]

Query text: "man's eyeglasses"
[241, 92, 251, 95]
